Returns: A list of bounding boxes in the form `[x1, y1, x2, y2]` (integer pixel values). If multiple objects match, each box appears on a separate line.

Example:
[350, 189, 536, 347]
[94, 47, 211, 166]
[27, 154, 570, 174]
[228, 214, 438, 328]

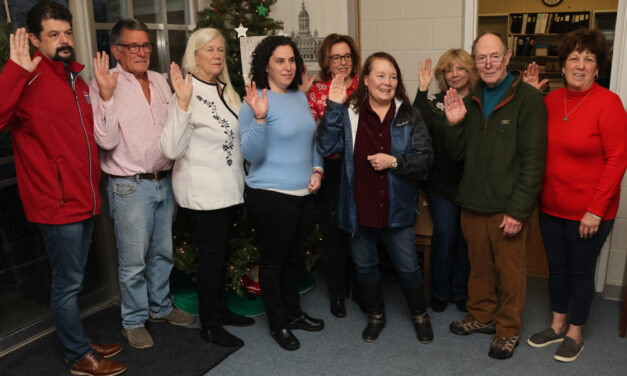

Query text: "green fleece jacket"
[445, 71, 547, 222]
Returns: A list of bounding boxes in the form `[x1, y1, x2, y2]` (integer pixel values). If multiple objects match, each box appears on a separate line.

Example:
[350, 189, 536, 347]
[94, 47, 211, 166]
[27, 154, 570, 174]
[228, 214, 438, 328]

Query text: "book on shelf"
[510, 11, 590, 35]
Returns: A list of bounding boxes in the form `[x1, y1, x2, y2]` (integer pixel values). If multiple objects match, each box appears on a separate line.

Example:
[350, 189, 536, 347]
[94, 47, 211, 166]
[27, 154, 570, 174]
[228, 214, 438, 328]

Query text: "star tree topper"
[235, 23, 248, 38]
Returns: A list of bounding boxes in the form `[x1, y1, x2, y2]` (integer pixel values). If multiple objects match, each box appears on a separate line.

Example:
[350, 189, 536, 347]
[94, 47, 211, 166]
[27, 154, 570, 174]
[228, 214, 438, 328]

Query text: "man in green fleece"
[442, 32, 547, 360]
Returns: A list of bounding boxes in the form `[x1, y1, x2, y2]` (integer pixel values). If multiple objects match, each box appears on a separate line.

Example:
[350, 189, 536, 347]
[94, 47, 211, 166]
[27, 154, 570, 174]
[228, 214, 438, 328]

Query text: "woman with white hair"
[160, 28, 254, 348]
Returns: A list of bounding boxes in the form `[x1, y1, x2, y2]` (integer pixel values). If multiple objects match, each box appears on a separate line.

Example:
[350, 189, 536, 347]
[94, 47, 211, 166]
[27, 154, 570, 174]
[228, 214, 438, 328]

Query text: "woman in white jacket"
[160, 28, 253, 348]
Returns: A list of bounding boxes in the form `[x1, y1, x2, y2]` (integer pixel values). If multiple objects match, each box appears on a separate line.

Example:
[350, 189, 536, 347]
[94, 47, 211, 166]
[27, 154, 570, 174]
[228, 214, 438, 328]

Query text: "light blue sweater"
[239, 89, 323, 191]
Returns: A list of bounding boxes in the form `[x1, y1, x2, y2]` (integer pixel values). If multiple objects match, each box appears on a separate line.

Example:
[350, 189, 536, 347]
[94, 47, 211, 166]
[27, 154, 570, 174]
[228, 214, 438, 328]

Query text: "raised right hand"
[244, 81, 268, 120]
[170, 62, 193, 111]
[328, 74, 348, 104]
[93, 51, 119, 101]
[9, 28, 41, 73]
[443, 88, 466, 125]
[418, 57, 434, 92]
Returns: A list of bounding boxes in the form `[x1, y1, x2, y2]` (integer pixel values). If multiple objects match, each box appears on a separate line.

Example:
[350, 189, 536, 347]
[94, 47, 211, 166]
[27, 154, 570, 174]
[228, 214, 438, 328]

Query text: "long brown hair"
[346, 52, 410, 112]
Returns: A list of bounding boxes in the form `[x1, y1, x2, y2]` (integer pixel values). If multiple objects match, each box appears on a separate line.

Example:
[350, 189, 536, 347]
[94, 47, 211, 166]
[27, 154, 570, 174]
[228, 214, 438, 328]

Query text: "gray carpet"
[207, 273, 626, 376]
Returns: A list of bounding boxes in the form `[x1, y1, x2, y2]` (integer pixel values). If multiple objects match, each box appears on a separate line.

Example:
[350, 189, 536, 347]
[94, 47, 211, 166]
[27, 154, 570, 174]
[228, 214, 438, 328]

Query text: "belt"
[109, 171, 170, 180]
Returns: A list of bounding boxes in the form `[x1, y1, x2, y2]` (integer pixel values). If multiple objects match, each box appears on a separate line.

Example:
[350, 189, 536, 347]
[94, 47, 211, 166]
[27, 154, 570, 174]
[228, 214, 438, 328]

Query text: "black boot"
[402, 285, 434, 343]
[360, 281, 385, 342]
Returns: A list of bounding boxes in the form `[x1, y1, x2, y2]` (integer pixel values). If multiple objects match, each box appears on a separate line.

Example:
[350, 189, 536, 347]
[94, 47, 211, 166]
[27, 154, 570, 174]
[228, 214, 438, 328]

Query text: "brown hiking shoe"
[488, 335, 520, 359]
[449, 315, 496, 335]
[70, 353, 126, 376]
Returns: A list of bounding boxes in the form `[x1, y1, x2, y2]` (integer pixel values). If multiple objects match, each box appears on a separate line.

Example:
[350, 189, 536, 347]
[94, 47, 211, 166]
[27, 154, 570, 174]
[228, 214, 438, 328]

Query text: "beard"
[52, 46, 75, 64]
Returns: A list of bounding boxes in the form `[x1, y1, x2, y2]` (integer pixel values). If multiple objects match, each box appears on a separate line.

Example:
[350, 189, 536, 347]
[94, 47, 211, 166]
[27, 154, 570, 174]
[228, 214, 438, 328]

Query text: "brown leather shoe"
[64, 343, 123, 364]
[90, 343, 123, 358]
[70, 353, 127, 376]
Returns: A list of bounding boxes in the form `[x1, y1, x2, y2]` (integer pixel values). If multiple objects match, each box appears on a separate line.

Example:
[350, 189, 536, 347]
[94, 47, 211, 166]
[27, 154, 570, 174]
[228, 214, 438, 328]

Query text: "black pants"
[320, 158, 352, 300]
[245, 186, 314, 331]
[539, 211, 614, 326]
[187, 206, 237, 330]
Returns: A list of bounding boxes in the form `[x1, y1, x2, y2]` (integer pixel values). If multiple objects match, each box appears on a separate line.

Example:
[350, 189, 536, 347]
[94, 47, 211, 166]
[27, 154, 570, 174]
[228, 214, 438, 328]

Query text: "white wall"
[359, 0, 464, 98]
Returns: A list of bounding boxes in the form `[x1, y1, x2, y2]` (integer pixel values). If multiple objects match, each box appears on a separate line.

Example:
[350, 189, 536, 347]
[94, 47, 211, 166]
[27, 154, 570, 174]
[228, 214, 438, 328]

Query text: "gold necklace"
[563, 89, 592, 122]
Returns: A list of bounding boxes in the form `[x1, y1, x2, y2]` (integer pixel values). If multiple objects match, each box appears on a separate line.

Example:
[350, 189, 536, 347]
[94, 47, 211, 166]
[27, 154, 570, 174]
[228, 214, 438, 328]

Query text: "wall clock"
[542, 0, 563, 7]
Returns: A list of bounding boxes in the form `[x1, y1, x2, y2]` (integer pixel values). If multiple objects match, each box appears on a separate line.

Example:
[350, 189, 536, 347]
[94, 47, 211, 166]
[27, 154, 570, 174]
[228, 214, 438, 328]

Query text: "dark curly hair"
[249, 35, 304, 91]
[27, 0, 72, 39]
[558, 29, 609, 71]
[317, 33, 360, 82]
[346, 52, 410, 112]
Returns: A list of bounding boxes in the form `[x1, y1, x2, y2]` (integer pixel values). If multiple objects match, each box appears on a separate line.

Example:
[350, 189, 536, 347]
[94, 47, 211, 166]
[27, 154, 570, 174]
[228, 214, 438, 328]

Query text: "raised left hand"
[579, 211, 601, 239]
[367, 153, 395, 171]
[499, 214, 522, 237]
[522, 62, 549, 91]
[299, 63, 316, 94]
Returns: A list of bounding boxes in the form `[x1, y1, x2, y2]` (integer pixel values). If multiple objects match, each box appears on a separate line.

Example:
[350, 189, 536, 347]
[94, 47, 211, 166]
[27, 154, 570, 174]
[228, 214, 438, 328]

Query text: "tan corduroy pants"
[461, 210, 529, 338]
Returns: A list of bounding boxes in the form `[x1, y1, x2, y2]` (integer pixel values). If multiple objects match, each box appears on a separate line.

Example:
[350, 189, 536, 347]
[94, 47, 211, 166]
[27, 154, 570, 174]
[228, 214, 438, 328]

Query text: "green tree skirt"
[171, 271, 317, 317]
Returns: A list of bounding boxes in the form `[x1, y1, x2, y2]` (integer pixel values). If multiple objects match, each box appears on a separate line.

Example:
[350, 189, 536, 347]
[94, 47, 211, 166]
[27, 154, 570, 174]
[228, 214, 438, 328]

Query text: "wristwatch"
[391, 158, 398, 169]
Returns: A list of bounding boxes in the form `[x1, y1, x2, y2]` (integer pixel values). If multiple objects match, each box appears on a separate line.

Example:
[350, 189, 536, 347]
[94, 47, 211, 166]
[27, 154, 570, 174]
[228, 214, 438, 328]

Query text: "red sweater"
[539, 83, 627, 221]
[0, 53, 101, 224]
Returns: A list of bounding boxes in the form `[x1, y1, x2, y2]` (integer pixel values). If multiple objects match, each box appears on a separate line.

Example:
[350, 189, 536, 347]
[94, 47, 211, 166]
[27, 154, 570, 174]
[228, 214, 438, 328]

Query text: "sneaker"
[488, 335, 520, 359]
[223, 311, 255, 327]
[449, 315, 496, 335]
[554, 337, 584, 362]
[122, 327, 153, 349]
[150, 307, 195, 326]
[527, 327, 564, 348]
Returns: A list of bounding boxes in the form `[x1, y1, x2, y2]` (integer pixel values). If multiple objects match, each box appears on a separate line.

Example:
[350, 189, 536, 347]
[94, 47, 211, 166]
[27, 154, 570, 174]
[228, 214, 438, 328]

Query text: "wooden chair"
[619, 286, 627, 337]
[414, 194, 433, 308]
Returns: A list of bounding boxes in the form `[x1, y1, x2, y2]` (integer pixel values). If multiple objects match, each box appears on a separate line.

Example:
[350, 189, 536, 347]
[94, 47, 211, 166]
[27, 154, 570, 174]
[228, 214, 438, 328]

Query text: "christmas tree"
[194, 0, 283, 97]
[173, 0, 326, 297]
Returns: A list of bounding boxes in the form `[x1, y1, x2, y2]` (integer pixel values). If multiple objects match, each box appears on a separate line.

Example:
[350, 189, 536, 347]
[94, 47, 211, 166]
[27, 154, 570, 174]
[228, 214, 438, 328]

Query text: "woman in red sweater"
[527, 29, 627, 362]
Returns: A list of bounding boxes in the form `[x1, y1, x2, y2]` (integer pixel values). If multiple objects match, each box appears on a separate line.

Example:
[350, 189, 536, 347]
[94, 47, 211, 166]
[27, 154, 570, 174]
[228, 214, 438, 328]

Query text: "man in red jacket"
[0, 2, 125, 375]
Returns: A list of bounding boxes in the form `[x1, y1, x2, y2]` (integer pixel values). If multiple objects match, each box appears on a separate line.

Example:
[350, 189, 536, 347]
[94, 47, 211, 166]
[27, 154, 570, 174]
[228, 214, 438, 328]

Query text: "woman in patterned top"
[160, 28, 254, 348]
[306, 34, 360, 318]
[412, 49, 478, 313]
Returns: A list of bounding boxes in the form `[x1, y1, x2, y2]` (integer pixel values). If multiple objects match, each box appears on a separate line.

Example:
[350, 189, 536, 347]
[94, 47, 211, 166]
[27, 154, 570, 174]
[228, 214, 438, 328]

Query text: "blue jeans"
[428, 191, 469, 302]
[108, 176, 175, 330]
[350, 225, 423, 287]
[39, 217, 95, 363]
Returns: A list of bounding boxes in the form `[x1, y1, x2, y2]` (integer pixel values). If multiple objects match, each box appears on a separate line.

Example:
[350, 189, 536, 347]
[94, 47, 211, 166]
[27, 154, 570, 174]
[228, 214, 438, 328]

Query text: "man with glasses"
[442, 32, 547, 359]
[90, 18, 193, 350]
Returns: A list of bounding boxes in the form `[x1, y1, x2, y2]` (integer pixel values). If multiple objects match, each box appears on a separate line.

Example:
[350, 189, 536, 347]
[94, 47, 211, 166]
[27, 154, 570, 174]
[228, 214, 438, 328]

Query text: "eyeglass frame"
[116, 42, 154, 54]
[474, 53, 506, 67]
[330, 54, 352, 64]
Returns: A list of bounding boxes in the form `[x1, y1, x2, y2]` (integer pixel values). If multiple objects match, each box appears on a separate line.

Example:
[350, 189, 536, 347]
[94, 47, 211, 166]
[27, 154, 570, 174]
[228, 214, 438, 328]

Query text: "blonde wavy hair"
[181, 28, 241, 112]
[434, 48, 478, 92]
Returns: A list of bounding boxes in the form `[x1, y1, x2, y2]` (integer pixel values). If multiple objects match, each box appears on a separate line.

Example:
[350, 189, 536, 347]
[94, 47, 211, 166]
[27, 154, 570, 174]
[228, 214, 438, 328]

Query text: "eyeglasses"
[330, 54, 352, 64]
[116, 42, 153, 54]
[475, 54, 504, 67]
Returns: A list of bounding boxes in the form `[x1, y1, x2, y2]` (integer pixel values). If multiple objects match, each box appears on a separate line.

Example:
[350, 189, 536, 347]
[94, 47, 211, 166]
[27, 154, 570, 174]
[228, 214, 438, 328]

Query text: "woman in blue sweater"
[239, 36, 324, 351]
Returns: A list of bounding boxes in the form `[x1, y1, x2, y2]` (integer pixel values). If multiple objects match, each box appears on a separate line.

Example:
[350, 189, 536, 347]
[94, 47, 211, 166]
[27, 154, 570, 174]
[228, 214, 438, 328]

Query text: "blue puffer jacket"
[317, 98, 433, 234]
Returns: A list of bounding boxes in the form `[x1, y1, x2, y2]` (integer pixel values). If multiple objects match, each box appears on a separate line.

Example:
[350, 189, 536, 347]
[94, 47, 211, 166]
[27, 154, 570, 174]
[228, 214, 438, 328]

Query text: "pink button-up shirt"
[90, 64, 173, 176]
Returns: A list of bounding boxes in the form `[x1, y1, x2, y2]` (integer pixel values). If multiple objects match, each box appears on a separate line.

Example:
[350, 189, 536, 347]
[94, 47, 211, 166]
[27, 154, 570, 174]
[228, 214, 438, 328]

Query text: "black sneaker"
[223, 311, 255, 327]
[203, 326, 244, 348]
[527, 327, 564, 348]
[554, 337, 584, 362]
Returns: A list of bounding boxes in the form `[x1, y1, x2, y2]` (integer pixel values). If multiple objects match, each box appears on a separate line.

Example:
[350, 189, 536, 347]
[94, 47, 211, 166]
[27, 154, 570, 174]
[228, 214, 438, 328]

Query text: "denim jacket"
[317, 98, 433, 234]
